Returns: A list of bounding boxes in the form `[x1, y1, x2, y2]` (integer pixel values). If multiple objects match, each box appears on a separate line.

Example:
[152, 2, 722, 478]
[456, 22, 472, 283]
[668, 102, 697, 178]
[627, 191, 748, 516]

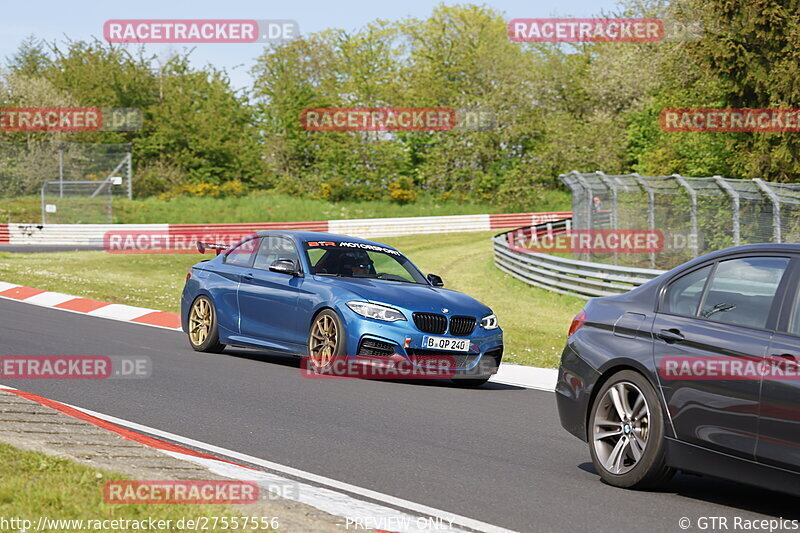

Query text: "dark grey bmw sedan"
[556, 243, 800, 495]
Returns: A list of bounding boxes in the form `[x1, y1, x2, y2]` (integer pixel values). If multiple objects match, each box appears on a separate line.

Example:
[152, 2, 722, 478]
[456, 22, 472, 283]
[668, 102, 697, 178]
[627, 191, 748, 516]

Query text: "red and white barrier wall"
[1, 212, 571, 246]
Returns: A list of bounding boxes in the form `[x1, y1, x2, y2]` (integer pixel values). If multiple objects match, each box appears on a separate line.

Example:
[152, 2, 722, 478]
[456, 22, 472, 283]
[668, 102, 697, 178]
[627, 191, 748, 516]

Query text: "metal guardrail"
[492, 219, 666, 299]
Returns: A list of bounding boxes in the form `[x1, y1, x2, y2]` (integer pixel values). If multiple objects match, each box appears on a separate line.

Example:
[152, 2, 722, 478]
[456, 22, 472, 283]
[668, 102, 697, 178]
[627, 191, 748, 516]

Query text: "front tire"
[187, 295, 225, 353]
[308, 309, 346, 371]
[588, 370, 674, 489]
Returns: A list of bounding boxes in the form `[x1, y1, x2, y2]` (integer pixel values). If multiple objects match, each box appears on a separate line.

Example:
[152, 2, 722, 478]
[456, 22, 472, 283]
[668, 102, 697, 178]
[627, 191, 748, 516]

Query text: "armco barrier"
[3, 211, 571, 247]
[493, 223, 665, 299]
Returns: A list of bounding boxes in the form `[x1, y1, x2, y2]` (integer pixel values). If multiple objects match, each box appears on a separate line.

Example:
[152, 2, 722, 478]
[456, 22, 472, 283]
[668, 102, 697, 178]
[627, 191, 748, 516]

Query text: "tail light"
[568, 310, 586, 337]
[185, 270, 192, 283]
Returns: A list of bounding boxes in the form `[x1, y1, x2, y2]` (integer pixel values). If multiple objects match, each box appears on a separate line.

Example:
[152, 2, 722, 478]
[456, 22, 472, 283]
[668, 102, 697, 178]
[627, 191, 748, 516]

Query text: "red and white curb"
[0, 212, 571, 246]
[0, 385, 514, 533]
[0, 281, 181, 330]
[0, 282, 556, 392]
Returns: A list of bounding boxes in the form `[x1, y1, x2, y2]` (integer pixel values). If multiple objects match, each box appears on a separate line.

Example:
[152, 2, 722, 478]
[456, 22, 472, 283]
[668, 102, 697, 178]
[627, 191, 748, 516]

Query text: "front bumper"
[343, 315, 504, 378]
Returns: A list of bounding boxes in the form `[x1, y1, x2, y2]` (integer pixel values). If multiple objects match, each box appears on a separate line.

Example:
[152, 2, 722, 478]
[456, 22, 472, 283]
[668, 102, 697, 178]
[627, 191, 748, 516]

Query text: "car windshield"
[303, 240, 427, 284]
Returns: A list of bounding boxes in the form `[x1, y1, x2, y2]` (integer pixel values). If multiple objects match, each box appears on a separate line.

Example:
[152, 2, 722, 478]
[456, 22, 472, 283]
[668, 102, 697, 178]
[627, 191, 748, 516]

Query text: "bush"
[218, 179, 248, 197]
[157, 179, 248, 200]
[132, 161, 185, 198]
[318, 178, 382, 202]
[387, 177, 418, 204]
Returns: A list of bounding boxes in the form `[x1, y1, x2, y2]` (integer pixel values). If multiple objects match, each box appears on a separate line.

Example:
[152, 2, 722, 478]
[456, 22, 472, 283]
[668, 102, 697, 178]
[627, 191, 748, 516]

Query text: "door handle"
[242, 272, 254, 281]
[657, 329, 685, 343]
[771, 353, 798, 362]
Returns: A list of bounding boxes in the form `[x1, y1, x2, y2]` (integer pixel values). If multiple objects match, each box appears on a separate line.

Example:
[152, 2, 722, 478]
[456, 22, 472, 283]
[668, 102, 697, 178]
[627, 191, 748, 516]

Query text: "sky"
[0, 0, 624, 89]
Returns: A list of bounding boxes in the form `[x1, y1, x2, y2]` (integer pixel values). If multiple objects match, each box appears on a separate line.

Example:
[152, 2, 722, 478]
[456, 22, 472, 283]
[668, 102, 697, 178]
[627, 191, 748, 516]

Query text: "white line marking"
[23, 291, 76, 307]
[489, 364, 557, 392]
[0, 282, 21, 292]
[58, 401, 518, 533]
[87, 303, 154, 321]
[161, 450, 465, 533]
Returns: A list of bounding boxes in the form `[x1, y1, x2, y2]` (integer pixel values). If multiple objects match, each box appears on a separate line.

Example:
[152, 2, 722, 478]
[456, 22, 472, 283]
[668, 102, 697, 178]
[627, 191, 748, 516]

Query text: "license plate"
[422, 336, 470, 352]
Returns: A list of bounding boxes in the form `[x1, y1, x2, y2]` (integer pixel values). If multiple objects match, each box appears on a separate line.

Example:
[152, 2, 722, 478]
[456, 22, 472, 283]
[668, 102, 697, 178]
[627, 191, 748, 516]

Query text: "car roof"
[692, 243, 800, 261]
[252, 230, 398, 251]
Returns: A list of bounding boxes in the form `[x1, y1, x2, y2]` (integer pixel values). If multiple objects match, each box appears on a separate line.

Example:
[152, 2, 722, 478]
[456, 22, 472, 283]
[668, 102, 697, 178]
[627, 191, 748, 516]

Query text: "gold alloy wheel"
[310, 314, 338, 369]
[189, 297, 212, 347]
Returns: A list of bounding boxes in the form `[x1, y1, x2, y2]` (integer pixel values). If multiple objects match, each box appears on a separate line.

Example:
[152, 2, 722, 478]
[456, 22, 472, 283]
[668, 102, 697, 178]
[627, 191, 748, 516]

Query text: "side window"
[224, 238, 259, 267]
[663, 265, 712, 317]
[253, 236, 300, 271]
[307, 248, 326, 268]
[700, 257, 789, 329]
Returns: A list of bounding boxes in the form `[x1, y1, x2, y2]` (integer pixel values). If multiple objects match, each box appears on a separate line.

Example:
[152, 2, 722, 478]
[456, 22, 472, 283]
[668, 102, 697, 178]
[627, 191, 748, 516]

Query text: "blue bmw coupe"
[181, 231, 503, 386]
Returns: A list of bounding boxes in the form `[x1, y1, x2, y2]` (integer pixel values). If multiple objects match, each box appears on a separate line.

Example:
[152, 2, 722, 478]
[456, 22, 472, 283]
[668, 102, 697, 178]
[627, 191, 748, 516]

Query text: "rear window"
[663, 265, 712, 317]
[224, 238, 258, 267]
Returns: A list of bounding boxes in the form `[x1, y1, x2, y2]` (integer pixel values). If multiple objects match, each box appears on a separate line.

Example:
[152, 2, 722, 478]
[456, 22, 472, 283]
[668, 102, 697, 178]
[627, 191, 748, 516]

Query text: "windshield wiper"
[375, 273, 413, 283]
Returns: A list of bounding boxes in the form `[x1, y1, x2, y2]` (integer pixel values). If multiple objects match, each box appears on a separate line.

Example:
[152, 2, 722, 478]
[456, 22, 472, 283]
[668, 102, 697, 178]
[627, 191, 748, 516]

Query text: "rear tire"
[187, 295, 225, 353]
[588, 370, 674, 489]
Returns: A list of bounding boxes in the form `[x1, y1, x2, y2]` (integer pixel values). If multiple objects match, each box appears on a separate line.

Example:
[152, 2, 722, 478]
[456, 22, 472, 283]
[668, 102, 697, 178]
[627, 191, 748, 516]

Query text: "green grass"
[0, 231, 583, 367]
[0, 442, 269, 532]
[0, 189, 571, 224]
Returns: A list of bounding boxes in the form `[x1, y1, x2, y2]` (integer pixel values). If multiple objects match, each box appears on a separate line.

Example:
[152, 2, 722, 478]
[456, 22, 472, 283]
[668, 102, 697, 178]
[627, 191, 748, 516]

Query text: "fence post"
[41, 182, 46, 225]
[58, 147, 64, 199]
[713, 176, 740, 246]
[570, 171, 593, 261]
[633, 173, 656, 268]
[125, 147, 133, 200]
[673, 174, 699, 258]
[108, 177, 113, 223]
[754, 178, 782, 243]
[596, 171, 618, 265]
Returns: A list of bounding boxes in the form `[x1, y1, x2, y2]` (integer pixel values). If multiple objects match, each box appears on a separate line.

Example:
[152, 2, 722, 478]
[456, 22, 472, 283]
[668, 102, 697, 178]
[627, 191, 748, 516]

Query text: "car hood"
[319, 276, 492, 316]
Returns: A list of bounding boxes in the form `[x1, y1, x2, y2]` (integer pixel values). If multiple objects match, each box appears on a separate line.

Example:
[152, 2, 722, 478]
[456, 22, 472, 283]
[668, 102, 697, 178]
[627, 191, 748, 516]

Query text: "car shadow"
[221, 346, 302, 369]
[578, 461, 800, 517]
[220, 347, 527, 390]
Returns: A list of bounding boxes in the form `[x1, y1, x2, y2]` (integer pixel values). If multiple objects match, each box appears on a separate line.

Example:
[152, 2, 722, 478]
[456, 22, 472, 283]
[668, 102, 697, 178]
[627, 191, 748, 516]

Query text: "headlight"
[480, 314, 499, 330]
[346, 301, 406, 322]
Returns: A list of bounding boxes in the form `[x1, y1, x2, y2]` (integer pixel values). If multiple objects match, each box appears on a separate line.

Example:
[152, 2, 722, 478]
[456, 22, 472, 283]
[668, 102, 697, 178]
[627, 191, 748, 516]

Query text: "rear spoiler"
[196, 241, 228, 255]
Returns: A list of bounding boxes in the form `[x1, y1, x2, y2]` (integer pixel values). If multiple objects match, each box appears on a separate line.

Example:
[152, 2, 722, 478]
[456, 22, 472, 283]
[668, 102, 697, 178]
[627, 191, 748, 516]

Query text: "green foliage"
[6, 0, 800, 208]
[1, 39, 263, 196]
[387, 177, 418, 204]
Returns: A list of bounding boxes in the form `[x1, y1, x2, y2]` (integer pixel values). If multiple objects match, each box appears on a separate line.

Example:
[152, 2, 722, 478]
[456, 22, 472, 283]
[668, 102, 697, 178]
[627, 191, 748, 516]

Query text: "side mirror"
[427, 273, 444, 287]
[269, 259, 299, 276]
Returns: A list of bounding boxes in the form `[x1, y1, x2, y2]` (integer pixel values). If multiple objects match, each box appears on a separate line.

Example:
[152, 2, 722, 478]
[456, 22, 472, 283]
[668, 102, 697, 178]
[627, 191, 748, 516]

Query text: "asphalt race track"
[1, 298, 798, 532]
